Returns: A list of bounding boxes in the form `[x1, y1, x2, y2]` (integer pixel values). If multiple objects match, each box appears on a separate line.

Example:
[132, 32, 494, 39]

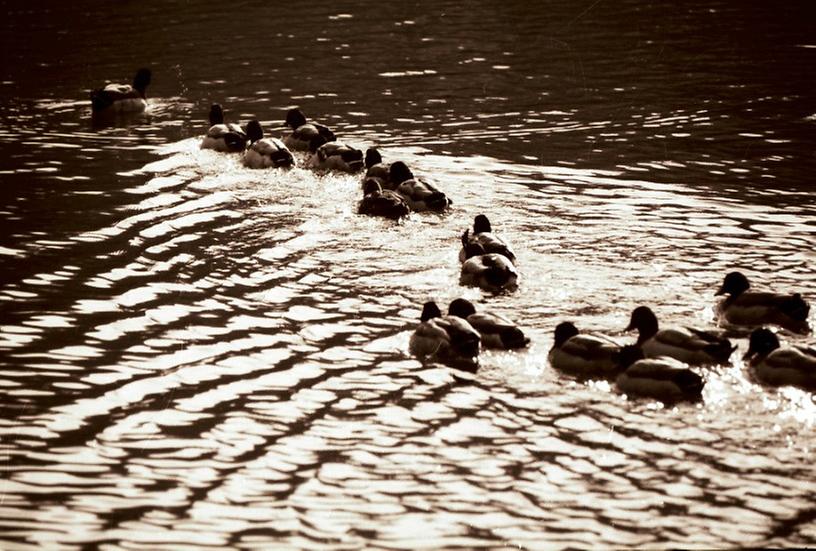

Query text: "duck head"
[553, 321, 579, 348]
[245, 119, 263, 144]
[365, 148, 383, 169]
[420, 301, 442, 322]
[743, 328, 780, 360]
[473, 215, 492, 234]
[362, 178, 384, 196]
[389, 161, 414, 185]
[625, 306, 659, 342]
[448, 298, 477, 319]
[208, 103, 225, 125]
[133, 68, 151, 96]
[285, 108, 307, 129]
[716, 271, 750, 297]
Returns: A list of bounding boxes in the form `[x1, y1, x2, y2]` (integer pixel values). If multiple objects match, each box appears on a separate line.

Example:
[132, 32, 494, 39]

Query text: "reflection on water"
[2, 0, 816, 548]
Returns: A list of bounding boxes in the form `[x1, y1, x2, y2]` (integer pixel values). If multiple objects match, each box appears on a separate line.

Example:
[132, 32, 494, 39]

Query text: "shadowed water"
[1, 1, 816, 549]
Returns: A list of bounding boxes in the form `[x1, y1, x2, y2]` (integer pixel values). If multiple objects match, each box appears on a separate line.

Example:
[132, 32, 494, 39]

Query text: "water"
[2, 1, 816, 548]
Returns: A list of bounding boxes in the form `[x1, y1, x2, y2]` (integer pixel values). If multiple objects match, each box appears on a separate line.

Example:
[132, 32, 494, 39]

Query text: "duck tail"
[500, 327, 530, 349]
[705, 339, 736, 363]
[782, 293, 810, 322]
[426, 191, 449, 211]
[461, 229, 470, 248]
[224, 133, 248, 152]
[90, 89, 112, 112]
[316, 124, 336, 143]
[448, 329, 480, 358]
[675, 370, 705, 400]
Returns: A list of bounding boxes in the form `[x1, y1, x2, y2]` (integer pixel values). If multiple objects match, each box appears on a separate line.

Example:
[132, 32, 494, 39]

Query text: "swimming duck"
[358, 178, 410, 220]
[447, 298, 529, 349]
[90, 68, 151, 114]
[716, 271, 810, 334]
[409, 301, 481, 365]
[243, 120, 295, 169]
[390, 162, 451, 212]
[460, 215, 516, 263]
[200, 104, 248, 152]
[363, 148, 396, 190]
[547, 321, 624, 377]
[615, 346, 705, 404]
[308, 140, 365, 173]
[625, 306, 735, 365]
[283, 108, 336, 151]
[460, 253, 518, 293]
[743, 328, 816, 390]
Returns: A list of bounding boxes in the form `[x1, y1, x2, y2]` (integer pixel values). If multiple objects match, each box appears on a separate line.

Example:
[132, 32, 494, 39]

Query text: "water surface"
[1, 1, 816, 548]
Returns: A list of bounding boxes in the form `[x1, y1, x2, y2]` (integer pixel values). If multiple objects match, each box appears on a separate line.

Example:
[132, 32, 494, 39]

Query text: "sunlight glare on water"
[1, 0, 816, 549]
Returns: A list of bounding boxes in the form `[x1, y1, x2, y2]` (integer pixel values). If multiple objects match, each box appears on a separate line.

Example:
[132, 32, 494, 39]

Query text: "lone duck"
[615, 346, 705, 404]
[409, 301, 481, 365]
[716, 271, 810, 334]
[547, 321, 624, 377]
[460, 253, 518, 293]
[358, 178, 410, 220]
[460, 214, 516, 263]
[90, 68, 151, 114]
[390, 162, 451, 212]
[447, 298, 529, 349]
[743, 328, 816, 390]
[243, 120, 295, 169]
[200, 104, 248, 152]
[308, 140, 365, 173]
[283, 108, 336, 151]
[625, 306, 735, 365]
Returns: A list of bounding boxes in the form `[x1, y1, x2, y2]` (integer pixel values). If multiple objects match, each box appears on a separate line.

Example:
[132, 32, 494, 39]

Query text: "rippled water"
[2, 1, 816, 548]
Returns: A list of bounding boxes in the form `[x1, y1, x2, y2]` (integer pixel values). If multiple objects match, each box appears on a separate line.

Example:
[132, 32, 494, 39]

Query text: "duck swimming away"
[625, 306, 735, 365]
[716, 271, 810, 334]
[90, 68, 151, 114]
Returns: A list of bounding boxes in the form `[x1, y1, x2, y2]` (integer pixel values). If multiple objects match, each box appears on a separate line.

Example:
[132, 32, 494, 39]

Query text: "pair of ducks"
[550, 272, 813, 402]
[410, 298, 530, 369]
[358, 149, 451, 219]
[201, 105, 365, 172]
[458, 215, 518, 293]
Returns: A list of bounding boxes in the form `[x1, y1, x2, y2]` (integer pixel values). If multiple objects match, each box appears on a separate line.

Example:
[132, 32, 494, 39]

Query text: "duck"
[615, 346, 705, 404]
[243, 120, 295, 169]
[716, 271, 810, 334]
[200, 104, 248, 152]
[459, 215, 516, 263]
[625, 306, 735, 365]
[460, 253, 518, 293]
[283, 108, 336, 151]
[90, 68, 151, 114]
[308, 140, 365, 173]
[409, 301, 481, 365]
[363, 148, 396, 190]
[390, 162, 451, 212]
[447, 298, 529, 349]
[743, 328, 816, 390]
[547, 321, 624, 377]
[358, 178, 410, 220]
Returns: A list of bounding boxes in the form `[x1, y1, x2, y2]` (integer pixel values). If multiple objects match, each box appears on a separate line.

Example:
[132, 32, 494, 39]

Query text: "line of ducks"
[91, 71, 814, 404]
[414, 270, 813, 403]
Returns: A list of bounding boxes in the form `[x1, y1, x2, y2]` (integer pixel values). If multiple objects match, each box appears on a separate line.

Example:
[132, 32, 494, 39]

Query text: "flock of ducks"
[91, 70, 815, 405]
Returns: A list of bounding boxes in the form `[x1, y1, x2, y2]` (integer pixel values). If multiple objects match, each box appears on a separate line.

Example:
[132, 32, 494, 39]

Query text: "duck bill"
[715, 285, 726, 296]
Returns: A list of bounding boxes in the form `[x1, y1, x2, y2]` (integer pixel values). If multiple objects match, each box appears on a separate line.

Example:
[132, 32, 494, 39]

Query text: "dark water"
[1, 1, 816, 548]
